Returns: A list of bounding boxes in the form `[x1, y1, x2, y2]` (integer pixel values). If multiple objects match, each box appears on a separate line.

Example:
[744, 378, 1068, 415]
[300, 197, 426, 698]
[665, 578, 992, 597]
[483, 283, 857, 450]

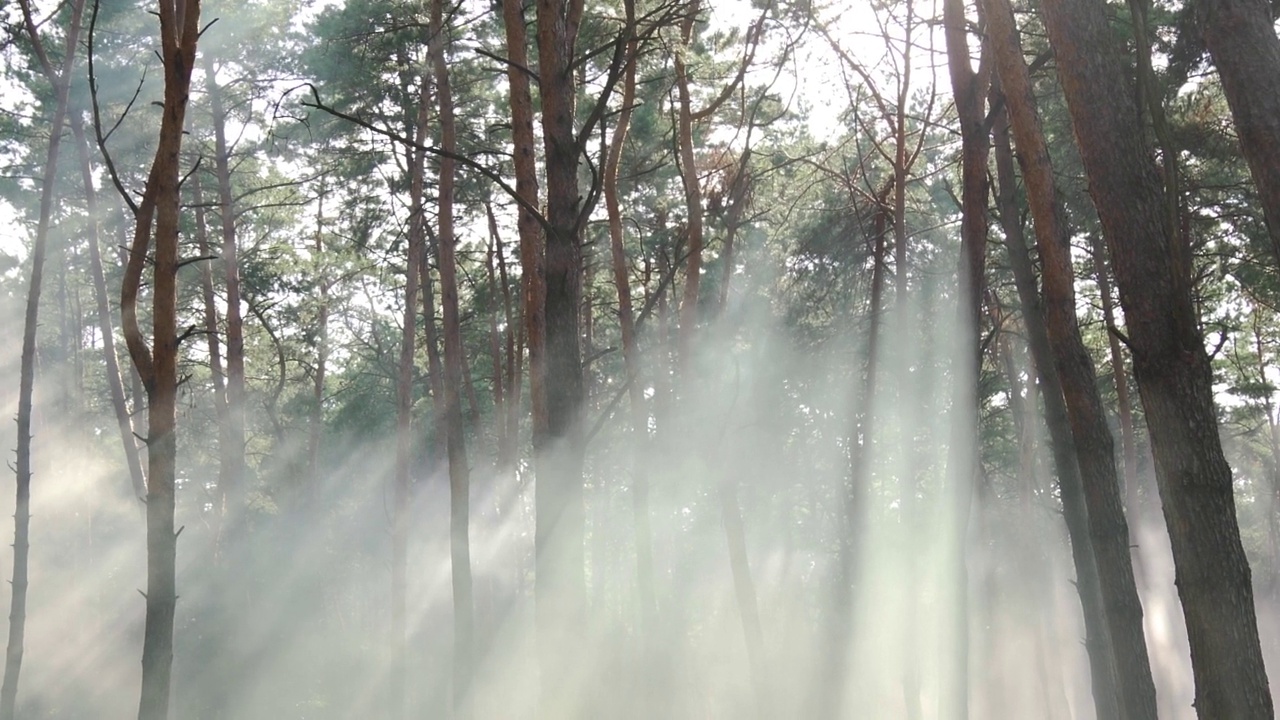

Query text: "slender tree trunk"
[205, 57, 247, 535]
[500, 0, 545, 440]
[71, 112, 146, 500]
[428, 4, 475, 713]
[3, 3, 84, 716]
[308, 187, 329, 489]
[1038, 0, 1275, 715]
[602, 0, 656, 632]
[1090, 234, 1140, 515]
[1196, 0, 1280, 265]
[983, 2, 1158, 716]
[992, 103, 1123, 720]
[122, 4, 201, 718]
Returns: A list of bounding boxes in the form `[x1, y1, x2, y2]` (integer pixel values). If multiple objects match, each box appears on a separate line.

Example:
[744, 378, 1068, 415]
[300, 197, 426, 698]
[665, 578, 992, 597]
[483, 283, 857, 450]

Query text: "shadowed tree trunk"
[941, 1, 990, 715]
[533, 0, 588, 710]
[1038, 0, 1275, 715]
[983, 1, 1158, 716]
[1196, 0, 1280, 265]
[3, 3, 85, 717]
[991, 100, 1123, 720]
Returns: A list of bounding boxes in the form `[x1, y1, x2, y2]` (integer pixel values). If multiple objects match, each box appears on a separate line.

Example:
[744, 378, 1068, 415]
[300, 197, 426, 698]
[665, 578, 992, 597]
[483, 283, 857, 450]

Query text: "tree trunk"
[940, 2, 989, 714]
[1038, 0, 1275, 715]
[123, 4, 201, 718]
[533, 0, 588, 710]
[3, 3, 85, 717]
[205, 57, 248, 537]
[500, 0, 545, 442]
[983, 2, 1159, 716]
[1090, 234, 1140, 516]
[1197, 0, 1280, 266]
[71, 113, 147, 501]
[602, 0, 657, 634]
[429, 3, 475, 712]
[992, 102, 1123, 720]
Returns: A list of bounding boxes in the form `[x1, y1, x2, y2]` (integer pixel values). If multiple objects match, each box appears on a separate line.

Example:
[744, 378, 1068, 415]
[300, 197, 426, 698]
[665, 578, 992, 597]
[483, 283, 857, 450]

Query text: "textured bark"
[1038, 0, 1275, 715]
[429, 2, 475, 713]
[941, 2, 989, 714]
[71, 114, 147, 501]
[3, 3, 85, 717]
[501, 0, 545, 437]
[1090, 234, 1139, 515]
[983, 2, 1158, 716]
[533, 0, 587, 712]
[1197, 0, 1280, 265]
[992, 103, 1123, 720]
[122, 3, 201, 718]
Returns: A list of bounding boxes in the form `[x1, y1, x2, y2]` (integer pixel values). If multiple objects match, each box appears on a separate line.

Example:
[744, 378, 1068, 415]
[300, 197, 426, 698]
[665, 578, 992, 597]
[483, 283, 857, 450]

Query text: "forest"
[0, 0, 1278, 717]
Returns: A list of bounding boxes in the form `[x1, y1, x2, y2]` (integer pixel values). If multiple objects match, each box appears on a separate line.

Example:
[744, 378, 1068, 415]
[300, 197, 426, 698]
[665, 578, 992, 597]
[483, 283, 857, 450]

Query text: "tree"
[1038, 0, 1275, 714]
[2, 2, 85, 717]
[112, 1, 202, 717]
[1195, 0, 1280, 266]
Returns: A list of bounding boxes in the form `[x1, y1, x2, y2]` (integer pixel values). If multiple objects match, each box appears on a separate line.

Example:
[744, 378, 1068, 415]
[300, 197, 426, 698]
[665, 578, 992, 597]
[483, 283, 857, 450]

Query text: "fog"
[0, 248, 1272, 720]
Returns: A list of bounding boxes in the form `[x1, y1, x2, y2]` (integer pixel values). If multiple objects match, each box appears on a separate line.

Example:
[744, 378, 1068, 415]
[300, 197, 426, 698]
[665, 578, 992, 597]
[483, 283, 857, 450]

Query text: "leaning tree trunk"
[2, 3, 85, 718]
[991, 101, 1122, 720]
[1038, 0, 1275, 715]
[70, 113, 147, 501]
[1196, 0, 1280, 266]
[982, 1, 1159, 716]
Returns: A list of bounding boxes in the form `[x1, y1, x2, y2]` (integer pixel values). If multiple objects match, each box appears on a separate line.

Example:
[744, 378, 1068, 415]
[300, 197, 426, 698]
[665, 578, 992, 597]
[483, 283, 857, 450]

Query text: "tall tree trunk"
[500, 0, 545, 442]
[1196, 0, 1280, 266]
[308, 186, 329, 490]
[3, 3, 85, 717]
[1090, 234, 1140, 516]
[601, 0, 657, 634]
[205, 57, 247, 537]
[1038, 0, 1275, 715]
[533, 0, 588, 711]
[71, 113, 147, 501]
[983, 1, 1159, 716]
[121, 3, 201, 718]
[992, 102, 1123, 720]
[429, 3, 475, 713]
[941, 2, 989, 715]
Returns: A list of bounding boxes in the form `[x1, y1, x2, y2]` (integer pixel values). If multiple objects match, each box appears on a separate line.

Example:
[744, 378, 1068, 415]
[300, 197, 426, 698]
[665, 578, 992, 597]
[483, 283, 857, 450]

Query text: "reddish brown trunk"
[429, 2, 475, 711]
[984, 1, 1158, 716]
[1039, 0, 1274, 714]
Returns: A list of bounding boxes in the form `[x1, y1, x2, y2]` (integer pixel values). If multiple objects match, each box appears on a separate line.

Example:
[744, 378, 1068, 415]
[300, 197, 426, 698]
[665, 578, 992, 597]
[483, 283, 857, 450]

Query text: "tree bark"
[3, 3, 85, 717]
[1196, 0, 1280, 266]
[428, 2, 475, 713]
[941, 2, 990, 714]
[122, 3, 201, 718]
[983, 2, 1159, 716]
[1038, 0, 1275, 715]
[992, 102, 1123, 720]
